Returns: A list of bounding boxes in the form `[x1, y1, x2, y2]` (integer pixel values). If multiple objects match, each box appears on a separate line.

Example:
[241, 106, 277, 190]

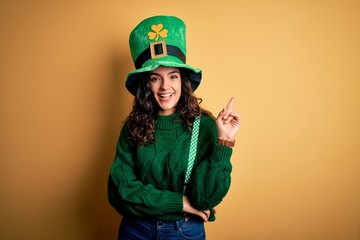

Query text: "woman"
[108, 15, 240, 239]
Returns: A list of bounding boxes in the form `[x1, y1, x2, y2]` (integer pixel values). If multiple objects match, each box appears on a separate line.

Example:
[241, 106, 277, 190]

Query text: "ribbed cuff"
[210, 144, 233, 163]
[166, 192, 184, 213]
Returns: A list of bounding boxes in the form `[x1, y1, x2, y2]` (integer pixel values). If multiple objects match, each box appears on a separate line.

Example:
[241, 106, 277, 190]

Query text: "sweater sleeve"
[108, 125, 183, 218]
[187, 116, 233, 212]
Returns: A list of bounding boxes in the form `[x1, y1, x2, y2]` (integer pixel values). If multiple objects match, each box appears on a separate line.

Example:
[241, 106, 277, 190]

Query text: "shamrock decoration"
[148, 24, 168, 41]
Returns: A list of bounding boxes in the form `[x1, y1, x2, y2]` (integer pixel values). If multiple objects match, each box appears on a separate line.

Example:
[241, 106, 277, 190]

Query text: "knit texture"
[108, 113, 233, 221]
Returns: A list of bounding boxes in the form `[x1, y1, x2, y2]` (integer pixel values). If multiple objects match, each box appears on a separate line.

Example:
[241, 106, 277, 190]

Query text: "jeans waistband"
[124, 215, 194, 230]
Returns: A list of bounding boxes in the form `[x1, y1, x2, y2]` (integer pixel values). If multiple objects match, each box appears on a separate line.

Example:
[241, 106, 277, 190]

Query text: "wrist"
[218, 138, 235, 147]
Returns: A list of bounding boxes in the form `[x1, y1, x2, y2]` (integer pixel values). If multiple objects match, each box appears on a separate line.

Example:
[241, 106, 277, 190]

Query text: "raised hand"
[216, 97, 240, 142]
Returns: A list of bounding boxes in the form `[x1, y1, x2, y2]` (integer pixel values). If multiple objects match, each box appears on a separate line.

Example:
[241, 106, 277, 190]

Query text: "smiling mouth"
[160, 93, 173, 99]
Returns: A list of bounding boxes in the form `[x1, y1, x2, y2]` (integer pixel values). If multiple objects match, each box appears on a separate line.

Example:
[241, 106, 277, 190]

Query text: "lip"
[158, 92, 174, 101]
[160, 93, 173, 97]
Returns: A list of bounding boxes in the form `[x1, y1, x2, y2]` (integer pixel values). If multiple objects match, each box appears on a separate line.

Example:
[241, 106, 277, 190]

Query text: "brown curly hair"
[125, 68, 212, 146]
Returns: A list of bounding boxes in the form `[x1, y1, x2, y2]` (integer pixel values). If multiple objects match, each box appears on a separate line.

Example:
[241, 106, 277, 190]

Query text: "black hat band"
[135, 41, 186, 69]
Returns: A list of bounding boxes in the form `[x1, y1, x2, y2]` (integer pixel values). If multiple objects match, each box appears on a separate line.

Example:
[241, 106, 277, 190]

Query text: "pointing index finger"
[226, 97, 235, 110]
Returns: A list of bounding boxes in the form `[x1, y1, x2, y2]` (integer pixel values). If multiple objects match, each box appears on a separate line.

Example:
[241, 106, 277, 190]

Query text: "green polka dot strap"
[183, 116, 201, 194]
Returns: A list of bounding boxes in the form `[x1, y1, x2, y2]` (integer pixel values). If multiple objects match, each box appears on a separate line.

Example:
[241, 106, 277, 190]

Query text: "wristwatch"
[218, 138, 235, 147]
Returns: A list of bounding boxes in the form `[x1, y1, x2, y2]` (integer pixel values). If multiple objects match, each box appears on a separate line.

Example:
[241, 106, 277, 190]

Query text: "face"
[149, 66, 182, 116]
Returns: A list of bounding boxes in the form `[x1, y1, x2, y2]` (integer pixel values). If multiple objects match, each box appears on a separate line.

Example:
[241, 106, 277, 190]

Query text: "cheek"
[149, 83, 158, 94]
[176, 80, 182, 91]
[177, 83, 182, 95]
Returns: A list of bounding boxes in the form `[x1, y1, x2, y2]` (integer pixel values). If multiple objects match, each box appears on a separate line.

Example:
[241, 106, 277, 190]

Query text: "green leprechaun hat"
[125, 15, 202, 95]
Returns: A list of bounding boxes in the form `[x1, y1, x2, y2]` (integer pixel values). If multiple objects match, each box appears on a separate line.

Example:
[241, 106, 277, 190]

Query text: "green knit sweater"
[108, 112, 233, 221]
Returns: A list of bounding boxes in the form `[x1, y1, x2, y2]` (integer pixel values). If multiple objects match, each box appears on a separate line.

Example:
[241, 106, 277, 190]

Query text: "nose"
[160, 78, 170, 90]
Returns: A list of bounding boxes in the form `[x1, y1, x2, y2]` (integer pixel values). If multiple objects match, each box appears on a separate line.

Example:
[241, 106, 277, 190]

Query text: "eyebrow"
[149, 70, 180, 76]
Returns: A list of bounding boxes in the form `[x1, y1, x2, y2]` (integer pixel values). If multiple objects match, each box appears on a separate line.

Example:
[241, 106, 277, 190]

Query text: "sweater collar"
[156, 112, 183, 130]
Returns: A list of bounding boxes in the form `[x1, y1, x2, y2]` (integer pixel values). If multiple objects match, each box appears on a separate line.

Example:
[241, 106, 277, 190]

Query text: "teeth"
[160, 94, 172, 98]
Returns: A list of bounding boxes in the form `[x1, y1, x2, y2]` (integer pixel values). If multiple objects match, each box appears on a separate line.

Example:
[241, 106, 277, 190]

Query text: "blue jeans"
[118, 216, 206, 240]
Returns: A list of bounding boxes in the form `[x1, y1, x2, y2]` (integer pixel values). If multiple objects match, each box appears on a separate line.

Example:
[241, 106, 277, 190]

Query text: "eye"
[170, 74, 180, 80]
[149, 75, 160, 82]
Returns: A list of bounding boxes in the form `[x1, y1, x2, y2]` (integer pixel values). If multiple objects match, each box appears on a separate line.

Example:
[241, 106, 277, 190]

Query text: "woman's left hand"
[216, 97, 240, 141]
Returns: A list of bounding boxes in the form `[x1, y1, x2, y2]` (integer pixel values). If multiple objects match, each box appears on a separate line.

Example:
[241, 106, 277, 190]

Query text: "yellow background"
[1, 1, 359, 239]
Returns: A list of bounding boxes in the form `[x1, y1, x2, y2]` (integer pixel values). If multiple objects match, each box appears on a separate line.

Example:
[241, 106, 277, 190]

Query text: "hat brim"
[125, 58, 202, 95]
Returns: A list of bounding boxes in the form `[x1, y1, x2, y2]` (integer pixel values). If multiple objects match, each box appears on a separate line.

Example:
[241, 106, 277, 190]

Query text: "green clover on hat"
[125, 15, 202, 95]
